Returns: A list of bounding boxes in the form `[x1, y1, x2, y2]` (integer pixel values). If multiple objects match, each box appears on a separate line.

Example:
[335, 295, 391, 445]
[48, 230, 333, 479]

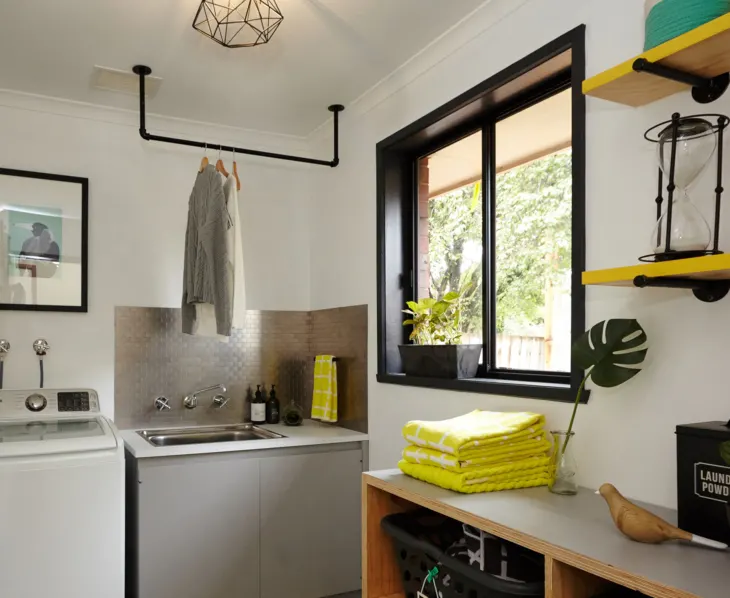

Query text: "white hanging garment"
[193, 173, 245, 338]
[229, 174, 246, 327]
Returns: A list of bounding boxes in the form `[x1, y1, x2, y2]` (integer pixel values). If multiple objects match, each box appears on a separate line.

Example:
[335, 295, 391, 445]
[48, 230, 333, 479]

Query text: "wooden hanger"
[215, 147, 230, 178]
[232, 148, 241, 191]
[199, 143, 209, 173]
[216, 159, 229, 177]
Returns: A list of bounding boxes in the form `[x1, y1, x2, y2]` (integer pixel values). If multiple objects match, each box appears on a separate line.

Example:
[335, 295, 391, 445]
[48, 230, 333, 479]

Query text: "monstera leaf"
[573, 319, 648, 388]
[559, 319, 649, 456]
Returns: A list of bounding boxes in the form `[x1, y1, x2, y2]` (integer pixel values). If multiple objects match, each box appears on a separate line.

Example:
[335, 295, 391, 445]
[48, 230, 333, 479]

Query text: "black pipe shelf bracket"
[132, 65, 345, 167]
[632, 58, 730, 104]
[634, 274, 730, 303]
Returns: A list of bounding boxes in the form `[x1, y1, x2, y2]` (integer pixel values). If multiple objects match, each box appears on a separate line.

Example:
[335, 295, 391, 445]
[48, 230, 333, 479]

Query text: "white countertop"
[121, 420, 368, 459]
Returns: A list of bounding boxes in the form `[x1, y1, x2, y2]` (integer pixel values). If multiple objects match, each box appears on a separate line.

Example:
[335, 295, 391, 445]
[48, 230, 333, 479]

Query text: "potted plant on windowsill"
[400, 289, 482, 379]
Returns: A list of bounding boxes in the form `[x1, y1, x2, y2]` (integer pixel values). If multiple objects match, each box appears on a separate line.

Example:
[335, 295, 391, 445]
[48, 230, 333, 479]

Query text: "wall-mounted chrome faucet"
[33, 339, 50, 356]
[33, 339, 50, 388]
[183, 384, 227, 410]
[0, 340, 10, 390]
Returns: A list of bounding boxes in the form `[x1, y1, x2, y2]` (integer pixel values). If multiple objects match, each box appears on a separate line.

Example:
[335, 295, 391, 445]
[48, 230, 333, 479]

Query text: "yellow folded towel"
[399, 457, 551, 494]
[402, 410, 545, 457]
[455, 430, 547, 460]
[402, 436, 551, 472]
[311, 355, 337, 423]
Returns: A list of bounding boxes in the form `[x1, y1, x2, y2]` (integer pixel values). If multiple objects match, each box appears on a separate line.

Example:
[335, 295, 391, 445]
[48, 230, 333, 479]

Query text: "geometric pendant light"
[193, 0, 284, 48]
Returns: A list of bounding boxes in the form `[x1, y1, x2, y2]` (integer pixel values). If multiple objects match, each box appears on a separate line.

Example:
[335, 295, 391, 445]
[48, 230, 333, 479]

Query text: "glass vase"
[549, 430, 577, 495]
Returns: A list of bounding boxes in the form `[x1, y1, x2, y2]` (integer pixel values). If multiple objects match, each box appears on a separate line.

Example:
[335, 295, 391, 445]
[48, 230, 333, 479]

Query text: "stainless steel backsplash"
[114, 305, 367, 432]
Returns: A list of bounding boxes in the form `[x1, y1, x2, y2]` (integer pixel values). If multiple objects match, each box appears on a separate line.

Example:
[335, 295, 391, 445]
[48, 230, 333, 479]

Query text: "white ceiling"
[0, 0, 486, 136]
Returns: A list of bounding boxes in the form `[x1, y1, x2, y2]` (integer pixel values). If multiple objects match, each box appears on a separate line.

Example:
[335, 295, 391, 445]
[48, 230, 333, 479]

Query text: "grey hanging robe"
[182, 165, 233, 336]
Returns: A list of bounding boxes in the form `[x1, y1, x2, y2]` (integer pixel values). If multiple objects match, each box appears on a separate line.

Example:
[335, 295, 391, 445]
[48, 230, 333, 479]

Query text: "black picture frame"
[0, 167, 88, 313]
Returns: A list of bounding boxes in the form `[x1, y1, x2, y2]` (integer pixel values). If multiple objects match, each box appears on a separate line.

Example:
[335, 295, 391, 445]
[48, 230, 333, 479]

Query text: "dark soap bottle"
[266, 385, 280, 425]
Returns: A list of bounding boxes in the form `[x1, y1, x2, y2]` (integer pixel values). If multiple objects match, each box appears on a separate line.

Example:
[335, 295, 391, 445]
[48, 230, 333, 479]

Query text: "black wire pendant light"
[193, 0, 284, 48]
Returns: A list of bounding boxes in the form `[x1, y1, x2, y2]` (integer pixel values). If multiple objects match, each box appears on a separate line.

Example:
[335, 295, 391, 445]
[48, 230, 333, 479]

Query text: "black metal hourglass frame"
[633, 112, 730, 303]
[640, 112, 729, 263]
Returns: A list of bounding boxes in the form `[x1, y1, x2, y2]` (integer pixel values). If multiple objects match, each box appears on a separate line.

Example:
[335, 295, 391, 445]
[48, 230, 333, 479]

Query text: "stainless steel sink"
[137, 423, 285, 447]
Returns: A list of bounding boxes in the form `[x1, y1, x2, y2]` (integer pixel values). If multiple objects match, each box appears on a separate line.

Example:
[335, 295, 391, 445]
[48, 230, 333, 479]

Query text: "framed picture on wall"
[0, 168, 88, 312]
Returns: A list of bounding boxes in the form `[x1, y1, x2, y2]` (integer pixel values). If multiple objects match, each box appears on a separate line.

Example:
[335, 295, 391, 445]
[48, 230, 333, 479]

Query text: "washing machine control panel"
[57, 391, 91, 412]
[0, 389, 100, 419]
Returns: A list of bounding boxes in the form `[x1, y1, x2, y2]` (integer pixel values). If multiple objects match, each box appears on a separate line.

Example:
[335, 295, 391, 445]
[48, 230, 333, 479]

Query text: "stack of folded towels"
[399, 410, 552, 494]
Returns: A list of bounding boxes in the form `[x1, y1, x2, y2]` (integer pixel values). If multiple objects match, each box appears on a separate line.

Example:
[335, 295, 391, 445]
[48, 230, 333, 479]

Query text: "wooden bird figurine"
[598, 483, 728, 550]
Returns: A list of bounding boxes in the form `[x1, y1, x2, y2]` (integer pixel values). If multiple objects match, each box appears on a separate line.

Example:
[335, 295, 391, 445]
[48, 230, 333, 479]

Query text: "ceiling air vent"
[91, 65, 162, 98]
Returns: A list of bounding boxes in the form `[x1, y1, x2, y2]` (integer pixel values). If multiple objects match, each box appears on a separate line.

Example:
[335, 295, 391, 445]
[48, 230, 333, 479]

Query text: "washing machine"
[0, 388, 124, 598]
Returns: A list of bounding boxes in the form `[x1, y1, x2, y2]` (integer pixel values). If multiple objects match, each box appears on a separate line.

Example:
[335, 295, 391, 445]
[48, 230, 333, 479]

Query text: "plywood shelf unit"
[583, 13, 730, 106]
[582, 254, 730, 287]
[363, 470, 730, 598]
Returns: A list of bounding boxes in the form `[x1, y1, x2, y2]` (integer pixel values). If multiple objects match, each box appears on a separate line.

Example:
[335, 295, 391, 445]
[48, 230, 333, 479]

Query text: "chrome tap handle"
[33, 339, 50, 356]
[154, 397, 171, 411]
[212, 395, 229, 409]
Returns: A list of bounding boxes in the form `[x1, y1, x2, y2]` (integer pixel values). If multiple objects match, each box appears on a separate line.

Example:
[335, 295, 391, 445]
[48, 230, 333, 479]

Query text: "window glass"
[417, 131, 483, 346]
[494, 90, 572, 372]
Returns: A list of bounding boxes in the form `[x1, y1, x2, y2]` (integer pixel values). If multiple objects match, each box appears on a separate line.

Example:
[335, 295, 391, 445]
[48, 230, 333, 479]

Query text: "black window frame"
[376, 26, 587, 403]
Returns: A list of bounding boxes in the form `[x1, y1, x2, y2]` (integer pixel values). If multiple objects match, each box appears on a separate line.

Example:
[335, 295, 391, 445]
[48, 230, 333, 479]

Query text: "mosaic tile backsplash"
[114, 306, 367, 432]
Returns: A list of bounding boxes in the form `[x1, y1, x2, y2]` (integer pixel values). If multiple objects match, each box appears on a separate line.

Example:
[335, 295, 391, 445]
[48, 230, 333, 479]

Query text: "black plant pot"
[398, 344, 482, 379]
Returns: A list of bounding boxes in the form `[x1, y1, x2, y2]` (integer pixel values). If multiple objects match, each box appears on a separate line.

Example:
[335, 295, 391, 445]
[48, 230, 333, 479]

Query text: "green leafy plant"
[720, 442, 730, 466]
[402, 289, 466, 345]
[563, 319, 649, 447]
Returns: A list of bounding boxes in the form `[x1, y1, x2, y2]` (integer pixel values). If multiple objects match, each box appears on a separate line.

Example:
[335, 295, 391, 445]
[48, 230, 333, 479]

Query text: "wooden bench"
[363, 470, 730, 598]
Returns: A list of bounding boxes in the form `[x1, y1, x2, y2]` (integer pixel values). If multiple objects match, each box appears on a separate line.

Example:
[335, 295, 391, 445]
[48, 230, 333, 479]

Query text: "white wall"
[0, 91, 313, 415]
[309, 0, 730, 508]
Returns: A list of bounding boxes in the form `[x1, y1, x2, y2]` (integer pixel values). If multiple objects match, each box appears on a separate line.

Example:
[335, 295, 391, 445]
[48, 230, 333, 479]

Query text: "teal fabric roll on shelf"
[645, 0, 730, 51]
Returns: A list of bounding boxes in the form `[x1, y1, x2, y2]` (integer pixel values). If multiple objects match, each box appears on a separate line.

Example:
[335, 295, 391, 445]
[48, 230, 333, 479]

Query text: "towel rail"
[132, 65, 345, 168]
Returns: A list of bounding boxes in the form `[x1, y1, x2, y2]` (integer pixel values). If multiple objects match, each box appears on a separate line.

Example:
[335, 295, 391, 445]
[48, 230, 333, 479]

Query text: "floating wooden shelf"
[583, 254, 730, 287]
[583, 13, 730, 106]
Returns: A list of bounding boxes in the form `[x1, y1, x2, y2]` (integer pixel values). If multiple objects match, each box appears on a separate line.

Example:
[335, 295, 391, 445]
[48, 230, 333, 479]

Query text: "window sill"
[376, 373, 589, 403]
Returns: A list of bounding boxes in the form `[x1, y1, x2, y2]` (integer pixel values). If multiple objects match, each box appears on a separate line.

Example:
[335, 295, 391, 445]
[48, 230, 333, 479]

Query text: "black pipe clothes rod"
[132, 65, 345, 167]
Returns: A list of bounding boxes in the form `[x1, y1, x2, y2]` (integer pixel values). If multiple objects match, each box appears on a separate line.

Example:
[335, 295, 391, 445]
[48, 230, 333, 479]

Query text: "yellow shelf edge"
[582, 13, 730, 95]
[582, 254, 730, 286]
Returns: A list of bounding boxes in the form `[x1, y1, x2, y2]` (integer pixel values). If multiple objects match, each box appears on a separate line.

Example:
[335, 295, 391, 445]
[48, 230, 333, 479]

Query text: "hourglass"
[642, 113, 729, 262]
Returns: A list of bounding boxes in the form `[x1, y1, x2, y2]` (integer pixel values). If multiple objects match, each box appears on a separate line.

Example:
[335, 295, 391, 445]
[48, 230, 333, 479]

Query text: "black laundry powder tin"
[676, 421, 730, 543]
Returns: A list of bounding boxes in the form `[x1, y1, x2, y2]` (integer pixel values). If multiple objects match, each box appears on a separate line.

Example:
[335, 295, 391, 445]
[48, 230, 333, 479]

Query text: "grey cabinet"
[130, 444, 364, 598]
[136, 454, 260, 598]
[259, 447, 363, 598]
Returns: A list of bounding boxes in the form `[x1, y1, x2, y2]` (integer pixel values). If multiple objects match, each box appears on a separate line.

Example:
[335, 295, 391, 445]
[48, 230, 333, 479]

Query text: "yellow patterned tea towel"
[402, 410, 545, 457]
[402, 436, 551, 472]
[398, 457, 551, 493]
[312, 355, 338, 423]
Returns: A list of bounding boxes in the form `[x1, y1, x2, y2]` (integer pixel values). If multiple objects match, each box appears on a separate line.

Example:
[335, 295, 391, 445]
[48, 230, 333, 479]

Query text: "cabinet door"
[260, 447, 363, 598]
[137, 455, 260, 598]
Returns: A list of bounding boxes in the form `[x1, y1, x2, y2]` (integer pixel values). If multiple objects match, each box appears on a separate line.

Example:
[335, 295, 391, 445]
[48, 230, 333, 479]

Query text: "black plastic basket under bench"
[381, 510, 545, 598]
